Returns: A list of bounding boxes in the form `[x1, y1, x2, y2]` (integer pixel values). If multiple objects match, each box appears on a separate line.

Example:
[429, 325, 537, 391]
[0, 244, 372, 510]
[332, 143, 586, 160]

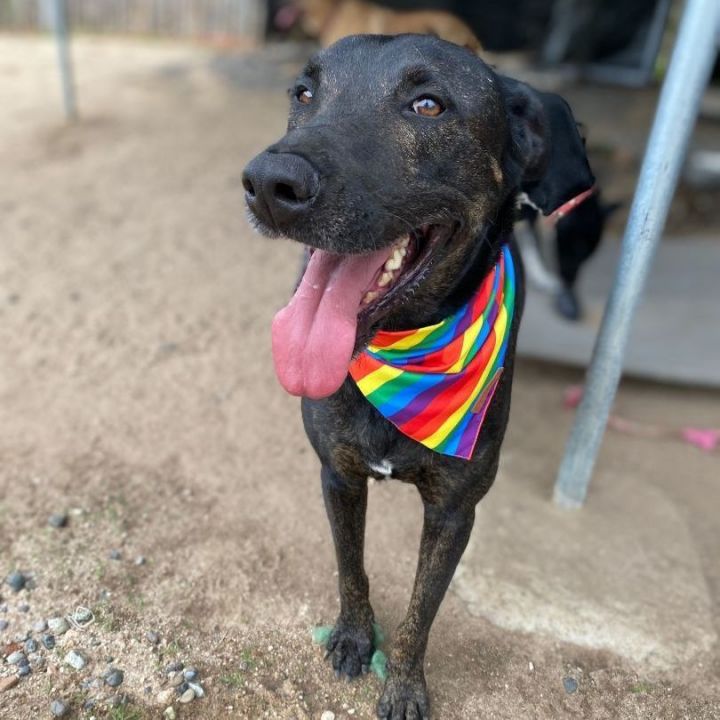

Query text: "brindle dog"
[243, 34, 593, 719]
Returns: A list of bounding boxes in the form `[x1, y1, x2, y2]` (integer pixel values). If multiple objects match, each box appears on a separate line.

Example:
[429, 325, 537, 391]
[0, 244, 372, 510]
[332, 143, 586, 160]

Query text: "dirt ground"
[1, 36, 719, 720]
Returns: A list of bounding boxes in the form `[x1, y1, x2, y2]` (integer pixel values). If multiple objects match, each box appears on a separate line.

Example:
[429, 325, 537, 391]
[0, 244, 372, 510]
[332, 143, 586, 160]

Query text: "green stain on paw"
[312, 622, 387, 678]
[311, 625, 334, 646]
[370, 649, 388, 680]
[372, 622, 385, 646]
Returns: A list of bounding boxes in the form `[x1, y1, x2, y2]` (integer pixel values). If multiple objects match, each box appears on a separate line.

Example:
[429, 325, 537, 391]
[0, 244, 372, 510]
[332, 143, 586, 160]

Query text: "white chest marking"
[368, 459, 393, 478]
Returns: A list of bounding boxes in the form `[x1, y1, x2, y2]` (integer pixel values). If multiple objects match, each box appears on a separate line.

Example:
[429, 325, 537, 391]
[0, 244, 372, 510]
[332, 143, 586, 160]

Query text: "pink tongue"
[272, 246, 392, 398]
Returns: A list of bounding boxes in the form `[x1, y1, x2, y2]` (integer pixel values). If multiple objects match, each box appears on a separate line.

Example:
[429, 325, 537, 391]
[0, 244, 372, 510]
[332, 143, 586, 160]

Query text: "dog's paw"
[377, 673, 429, 720]
[325, 617, 374, 680]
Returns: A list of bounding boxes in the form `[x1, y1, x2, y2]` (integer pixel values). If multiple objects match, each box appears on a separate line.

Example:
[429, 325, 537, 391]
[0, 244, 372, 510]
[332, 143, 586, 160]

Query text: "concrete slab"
[517, 236, 720, 386]
[452, 463, 717, 671]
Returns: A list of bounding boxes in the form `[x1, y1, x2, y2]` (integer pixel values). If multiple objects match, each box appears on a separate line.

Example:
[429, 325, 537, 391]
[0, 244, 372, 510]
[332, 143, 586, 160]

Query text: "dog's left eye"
[411, 96, 444, 117]
[295, 86, 313, 104]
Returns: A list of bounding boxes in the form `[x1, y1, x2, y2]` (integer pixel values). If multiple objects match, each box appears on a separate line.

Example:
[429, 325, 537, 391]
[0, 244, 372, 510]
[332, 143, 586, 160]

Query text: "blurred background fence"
[0, 0, 265, 39]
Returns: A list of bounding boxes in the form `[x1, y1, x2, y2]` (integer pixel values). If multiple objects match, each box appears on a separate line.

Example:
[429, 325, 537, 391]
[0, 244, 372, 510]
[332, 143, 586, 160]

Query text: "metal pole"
[52, 0, 77, 120]
[553, 0, 720, 508]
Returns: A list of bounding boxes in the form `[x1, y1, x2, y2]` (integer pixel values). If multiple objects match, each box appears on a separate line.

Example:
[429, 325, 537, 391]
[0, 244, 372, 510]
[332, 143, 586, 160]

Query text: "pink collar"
[547, 185, 597, 223]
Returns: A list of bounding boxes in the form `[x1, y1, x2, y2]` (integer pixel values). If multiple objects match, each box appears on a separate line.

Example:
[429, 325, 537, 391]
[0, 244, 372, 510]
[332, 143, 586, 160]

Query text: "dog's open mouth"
[271, 224, 451, 399]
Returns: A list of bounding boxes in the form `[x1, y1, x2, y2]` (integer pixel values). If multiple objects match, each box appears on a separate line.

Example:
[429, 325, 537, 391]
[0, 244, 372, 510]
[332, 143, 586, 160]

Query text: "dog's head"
[243, 34, 593, 398]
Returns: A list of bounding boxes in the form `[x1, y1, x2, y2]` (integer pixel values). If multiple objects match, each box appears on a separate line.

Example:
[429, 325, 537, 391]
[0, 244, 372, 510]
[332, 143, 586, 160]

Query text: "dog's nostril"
[274, 182, 300, 204]
[242, 175, 256, 197]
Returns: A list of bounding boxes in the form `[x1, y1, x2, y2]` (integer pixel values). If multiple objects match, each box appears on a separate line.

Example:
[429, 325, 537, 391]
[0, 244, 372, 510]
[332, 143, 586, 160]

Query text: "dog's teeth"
[363, 291, 378, 304]
[378, 272, 392, 287]
[385, 254, 402, 271]
[399, 247, 407, 257]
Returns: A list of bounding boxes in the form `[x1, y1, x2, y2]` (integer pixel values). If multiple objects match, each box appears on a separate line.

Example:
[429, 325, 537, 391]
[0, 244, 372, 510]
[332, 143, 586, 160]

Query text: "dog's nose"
[242, 152, 320, 230]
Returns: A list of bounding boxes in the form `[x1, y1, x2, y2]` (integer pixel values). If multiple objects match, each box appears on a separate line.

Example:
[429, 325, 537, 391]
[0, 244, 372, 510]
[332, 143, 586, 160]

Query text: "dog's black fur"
[243, 34, 593, 719]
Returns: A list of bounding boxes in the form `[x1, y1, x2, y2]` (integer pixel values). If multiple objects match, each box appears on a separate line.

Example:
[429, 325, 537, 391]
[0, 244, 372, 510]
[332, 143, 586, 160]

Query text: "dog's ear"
[500, 77, 594, 215]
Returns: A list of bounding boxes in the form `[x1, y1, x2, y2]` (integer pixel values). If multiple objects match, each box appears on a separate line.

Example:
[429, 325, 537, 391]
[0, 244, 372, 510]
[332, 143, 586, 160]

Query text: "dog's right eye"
[295, 86, 313, 105]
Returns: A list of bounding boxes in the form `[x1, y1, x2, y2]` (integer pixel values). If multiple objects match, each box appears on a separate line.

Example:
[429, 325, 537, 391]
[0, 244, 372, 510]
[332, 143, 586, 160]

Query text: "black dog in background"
[243, 34, 593, 719]
[518, 190, 620, 320]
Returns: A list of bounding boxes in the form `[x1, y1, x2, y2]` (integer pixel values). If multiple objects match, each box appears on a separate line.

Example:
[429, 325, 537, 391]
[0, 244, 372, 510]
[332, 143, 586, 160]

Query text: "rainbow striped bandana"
[349, 245, 516, 460]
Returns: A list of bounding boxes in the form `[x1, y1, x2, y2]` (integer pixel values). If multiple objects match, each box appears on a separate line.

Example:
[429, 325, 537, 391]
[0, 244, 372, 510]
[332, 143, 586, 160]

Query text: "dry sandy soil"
[1, 36, 719, 719]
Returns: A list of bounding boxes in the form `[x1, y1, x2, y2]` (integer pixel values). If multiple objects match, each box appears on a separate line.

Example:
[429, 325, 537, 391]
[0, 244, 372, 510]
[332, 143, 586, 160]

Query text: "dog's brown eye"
[412, 96, 443, 117]
[296, 87, 313, 104]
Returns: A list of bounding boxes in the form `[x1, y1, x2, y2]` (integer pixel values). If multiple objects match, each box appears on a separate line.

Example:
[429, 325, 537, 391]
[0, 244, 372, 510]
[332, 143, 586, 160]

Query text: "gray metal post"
[553, 0, 720, 508]
[51, 0, 77, 120]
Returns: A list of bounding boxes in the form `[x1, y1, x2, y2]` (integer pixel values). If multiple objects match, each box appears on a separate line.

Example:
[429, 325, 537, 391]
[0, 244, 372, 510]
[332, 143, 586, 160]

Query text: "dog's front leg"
[378, 501, 475, 720]
[321, 464, 375, 679]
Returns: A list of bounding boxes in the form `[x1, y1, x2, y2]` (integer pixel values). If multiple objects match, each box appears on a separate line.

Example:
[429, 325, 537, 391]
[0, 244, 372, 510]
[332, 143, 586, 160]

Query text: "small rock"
[104, 668, 124, 687]
[0, 603, 7, 612]
[29, 653, 46, 669]
[134, 555, 147, 566]
[48, 513, 68, 529]
[5, 571, 26, 593]
[24, 639, 38, 653]
[163, 707, 176, 720]
[32, 619, 48, 633]
[109, 549, 122, 561]
[187, 682, 205, 698]
[83, 699, 96, 710]
[72, 607, 93, 625]
[176, 681, 189, 695]
[42, 634, 56, 650]
[48, 617, 70, 635]
[528, 661, 535, 672]
[156, 688, 175, 705]
[321, 712, 335, 720]
[170, 672, 184, 687]
[7, 650, 26, 665]
[50, 699, 68, 717]
[17, 604, 30, 614]
[64, 649, 87, 670]
[563, 676, 578, 694]
[183, 667, 198, 681]
[165, 661, 184, 673]
[0, 675, 20, 693]
[0, 620, 9, 631]
[179, 687, 196, 703]
[145, 631, 160, 645]
[17, 664, 31, 677]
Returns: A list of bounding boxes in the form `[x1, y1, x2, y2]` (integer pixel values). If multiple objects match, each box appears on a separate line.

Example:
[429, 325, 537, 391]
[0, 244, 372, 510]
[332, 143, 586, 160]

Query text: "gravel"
[183, 667, 198, 681]
[7, 651, 26, 665]
[0, 619, 8, 631]
[5, 571, 26, 593]
[48, 512, 69, 528]
[109, 549, 122, 561]
[48, 617, 70, 635]
[179, 687, 196, 703]
[50, 700, 68, 717]
[17, 664, 31, 677]
[165, 661, 184, 673]
[72, 607, 93, 625]
[187, 681, 205, 698]
[134, 555, 147, 566]
[163, 707, 176, 720]
[563, 676, 579, 694]
[32, 619, 48, 632]
[64, 649, 87, 670]
[104, 668, 124, 687]
[18, 604, 30, 613]
[321, 712, 336, 720]
[24, 638, 38, 653]
[145, 630, 160, 645]
[42, 634, 56, 650]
